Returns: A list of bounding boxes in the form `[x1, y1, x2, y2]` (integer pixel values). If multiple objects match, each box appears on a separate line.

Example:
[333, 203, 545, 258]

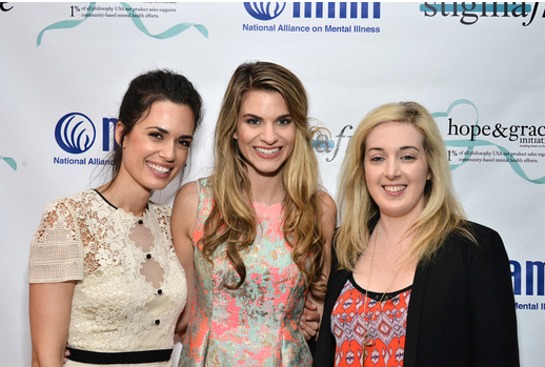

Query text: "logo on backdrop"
[420, 2, 544, 26]
[53, 112, 116, 166]
[244, 2, 286, 20]
[0, 2, 13, 12]
[37, 3, 208, 47]
[55, 113, 96, 154]
[312, 125, 353, 163]
[312, 99, 545, 184]
[433, 99, 545, 184]
[1, 155, 17, 171]
[511, 259, 545, 311]
[242, 2, 382, 34]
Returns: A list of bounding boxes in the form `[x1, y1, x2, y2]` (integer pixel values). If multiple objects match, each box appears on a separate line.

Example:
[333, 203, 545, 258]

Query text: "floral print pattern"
[180, 178, 311, 367]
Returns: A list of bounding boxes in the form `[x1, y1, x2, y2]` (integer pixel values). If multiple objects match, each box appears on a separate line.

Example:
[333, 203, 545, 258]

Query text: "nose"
[159, 141, 176, 162]
[384, 158, 401, 180]
[260, 122, 279, 145]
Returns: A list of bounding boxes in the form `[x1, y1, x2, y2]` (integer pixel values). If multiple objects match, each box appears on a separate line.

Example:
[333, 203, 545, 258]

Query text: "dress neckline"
[348, 272, 412, 301]
[92, 189, 149, 219]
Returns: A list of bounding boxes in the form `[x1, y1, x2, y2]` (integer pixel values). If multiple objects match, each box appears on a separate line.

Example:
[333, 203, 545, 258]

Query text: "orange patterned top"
[331, 274, 412, 367]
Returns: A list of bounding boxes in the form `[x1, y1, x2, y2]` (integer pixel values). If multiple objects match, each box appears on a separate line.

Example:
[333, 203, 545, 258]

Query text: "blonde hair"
[336, 101, 473, 271]
[202, 61, 326, 296]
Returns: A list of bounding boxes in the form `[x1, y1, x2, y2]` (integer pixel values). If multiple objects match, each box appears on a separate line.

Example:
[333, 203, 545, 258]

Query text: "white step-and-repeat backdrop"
[1, 2, 543, 365]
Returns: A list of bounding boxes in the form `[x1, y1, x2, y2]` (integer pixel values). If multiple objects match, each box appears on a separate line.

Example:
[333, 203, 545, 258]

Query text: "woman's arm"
[468, 225, 520, 366]
[29, 281, 75, 367]
[171, 181, 198, 341]
[29, 199, 82, 367]
[318, 191, 337, 290]
[301, 191, 337, 341]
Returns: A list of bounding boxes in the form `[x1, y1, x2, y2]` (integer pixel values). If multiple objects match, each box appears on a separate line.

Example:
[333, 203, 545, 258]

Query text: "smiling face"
[115, 100, 195, 193]
[364, 121, 431, 221]
[233, 89, 296, 180]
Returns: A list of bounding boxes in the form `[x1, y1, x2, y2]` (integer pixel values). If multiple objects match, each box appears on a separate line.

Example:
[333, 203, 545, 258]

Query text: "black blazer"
[313, 221, 520, 367]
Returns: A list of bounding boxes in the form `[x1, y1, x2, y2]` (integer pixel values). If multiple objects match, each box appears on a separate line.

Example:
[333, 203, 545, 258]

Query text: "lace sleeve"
[28, 198, 84, 283]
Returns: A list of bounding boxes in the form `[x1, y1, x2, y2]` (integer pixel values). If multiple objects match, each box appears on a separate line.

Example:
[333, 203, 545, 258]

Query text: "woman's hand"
[300, 298, 321, 340]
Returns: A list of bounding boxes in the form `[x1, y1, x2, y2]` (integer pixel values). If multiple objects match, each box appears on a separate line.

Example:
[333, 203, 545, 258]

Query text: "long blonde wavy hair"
[202, 61, 326, 296]
[336, 101, 474, 271]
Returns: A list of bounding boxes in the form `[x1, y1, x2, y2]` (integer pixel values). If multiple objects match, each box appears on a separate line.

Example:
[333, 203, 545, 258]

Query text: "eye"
[245, 118, 261, 125]
[177, 139, 192, 149]
[400, 154, 416, 161]
[149, 132, 163, 140]
[369, 156, 384, 162]
[276, 117, 292, 125]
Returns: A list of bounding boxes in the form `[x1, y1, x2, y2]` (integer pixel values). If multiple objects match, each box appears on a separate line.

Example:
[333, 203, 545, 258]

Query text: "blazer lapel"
[403, 259, 430, 367]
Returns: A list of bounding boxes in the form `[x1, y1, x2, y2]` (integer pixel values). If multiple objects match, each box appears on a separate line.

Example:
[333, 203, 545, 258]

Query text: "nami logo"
[243, 2, 382, 33]
[55, 112, 96, 154]
[53, 112, 116, 166]
[244, 2, 381, 20]
[244, 2, 287, 20]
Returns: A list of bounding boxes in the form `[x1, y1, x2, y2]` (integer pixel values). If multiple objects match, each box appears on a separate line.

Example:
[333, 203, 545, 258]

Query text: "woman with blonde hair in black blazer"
[313, 101, 519, 367]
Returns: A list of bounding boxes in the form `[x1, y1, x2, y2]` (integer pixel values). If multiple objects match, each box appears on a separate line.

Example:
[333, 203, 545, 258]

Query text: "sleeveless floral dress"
[179, 178, 311, 366]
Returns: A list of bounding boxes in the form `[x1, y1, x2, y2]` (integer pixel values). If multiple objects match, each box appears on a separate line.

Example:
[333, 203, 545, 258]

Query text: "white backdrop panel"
[1, 2, 543, 366]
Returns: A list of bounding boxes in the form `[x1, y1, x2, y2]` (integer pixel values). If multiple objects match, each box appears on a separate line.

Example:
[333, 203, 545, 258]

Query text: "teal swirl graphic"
[119, 3, 208, 39]
[433, 99, 545, 184]
[37, 2, 208, 47]
[1, 155, 17, 171]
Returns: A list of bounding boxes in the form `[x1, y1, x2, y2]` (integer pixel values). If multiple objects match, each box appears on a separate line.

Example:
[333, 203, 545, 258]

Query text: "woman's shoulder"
[178, 176, 212, 195]
[465, 220, 501, 237]
[191, 176, 212, 189]
[172, 176, 214, 220]
[174, 176, 212, 202]
[42, 190, 97, 213]
[34, 190, 101, 238]
[317, 190, 337, 212]
[442, 220, 506, 259]
[451, 220, 502, 244]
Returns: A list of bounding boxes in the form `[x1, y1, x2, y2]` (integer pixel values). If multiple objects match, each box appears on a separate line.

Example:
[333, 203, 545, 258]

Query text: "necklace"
[360, 232, 403, 365]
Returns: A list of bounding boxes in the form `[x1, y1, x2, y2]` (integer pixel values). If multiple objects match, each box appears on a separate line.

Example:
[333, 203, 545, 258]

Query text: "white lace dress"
[29, 190, 187, 366]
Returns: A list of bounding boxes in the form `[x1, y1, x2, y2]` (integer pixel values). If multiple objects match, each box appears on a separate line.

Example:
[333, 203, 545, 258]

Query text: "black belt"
[66, 347, 173, 364]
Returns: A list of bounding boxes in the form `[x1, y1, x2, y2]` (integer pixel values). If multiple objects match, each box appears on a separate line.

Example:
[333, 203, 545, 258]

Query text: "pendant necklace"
[360, 232, 403, 365]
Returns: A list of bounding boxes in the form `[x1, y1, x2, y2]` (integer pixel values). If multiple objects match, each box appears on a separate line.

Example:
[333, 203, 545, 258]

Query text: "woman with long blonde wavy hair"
[172, 61, 336, 366]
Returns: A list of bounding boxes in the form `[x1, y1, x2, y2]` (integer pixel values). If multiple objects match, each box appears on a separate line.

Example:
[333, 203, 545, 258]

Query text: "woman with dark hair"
[29, 69, 203, 367]
[172, 61, 336, 366]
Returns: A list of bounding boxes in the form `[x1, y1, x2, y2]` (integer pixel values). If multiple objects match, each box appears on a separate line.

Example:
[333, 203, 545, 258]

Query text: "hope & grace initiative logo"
[434, 99, 545, 184]
[312, 99, 545, 184]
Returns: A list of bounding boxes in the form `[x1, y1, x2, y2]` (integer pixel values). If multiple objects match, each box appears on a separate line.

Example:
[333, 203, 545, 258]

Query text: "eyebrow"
[148, 126, 193, 140]
[400, 145, 420, 151]
[367, 145, 421, 152]
[241, 113, 291, 120]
